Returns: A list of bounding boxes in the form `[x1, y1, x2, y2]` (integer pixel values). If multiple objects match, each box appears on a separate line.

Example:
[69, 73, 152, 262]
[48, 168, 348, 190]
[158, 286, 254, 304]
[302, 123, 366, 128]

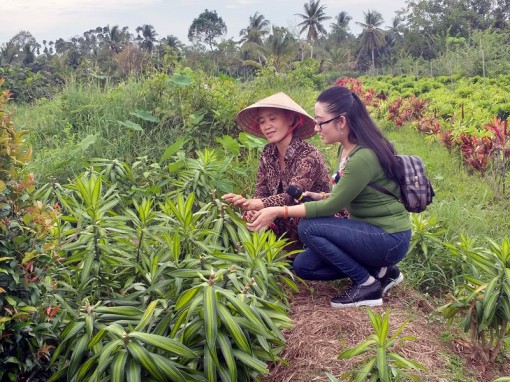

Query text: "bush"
[1, 82, 61, 381]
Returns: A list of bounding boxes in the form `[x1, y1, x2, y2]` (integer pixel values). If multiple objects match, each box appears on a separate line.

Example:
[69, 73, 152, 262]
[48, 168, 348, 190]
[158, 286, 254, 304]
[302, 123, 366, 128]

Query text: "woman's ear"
[339, 115, 348, 129]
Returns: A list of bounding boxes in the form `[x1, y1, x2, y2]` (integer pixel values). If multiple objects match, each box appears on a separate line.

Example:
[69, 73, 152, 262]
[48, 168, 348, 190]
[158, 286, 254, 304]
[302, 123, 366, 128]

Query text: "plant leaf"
[118, 120, 143, 131]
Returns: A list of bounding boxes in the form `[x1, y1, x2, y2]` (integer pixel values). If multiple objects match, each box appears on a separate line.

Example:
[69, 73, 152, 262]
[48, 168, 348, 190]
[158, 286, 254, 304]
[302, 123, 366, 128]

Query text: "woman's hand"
[241, 198, 264, 211]
[247, 207, 281, 232]
[221, 193, 245, 206]
[302, 191, 329, 201]
[243, 210, 256, 223]
[222, 193, 263, 211]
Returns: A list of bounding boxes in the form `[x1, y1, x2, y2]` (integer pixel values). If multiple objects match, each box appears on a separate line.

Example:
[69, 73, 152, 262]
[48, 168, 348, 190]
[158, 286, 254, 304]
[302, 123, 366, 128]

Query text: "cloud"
[225, 0, 263, 9]
[0, 0, 163, 42]
[3, 0, 162, 12]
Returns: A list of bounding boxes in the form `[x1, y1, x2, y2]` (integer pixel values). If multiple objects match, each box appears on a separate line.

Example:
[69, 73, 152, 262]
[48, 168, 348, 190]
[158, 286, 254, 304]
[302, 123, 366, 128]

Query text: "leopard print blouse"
[253, 137, 331, 207]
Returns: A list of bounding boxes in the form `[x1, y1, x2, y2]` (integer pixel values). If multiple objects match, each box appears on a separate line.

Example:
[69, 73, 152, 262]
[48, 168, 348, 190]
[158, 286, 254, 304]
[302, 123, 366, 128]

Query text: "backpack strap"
[368, 182, 403, 203]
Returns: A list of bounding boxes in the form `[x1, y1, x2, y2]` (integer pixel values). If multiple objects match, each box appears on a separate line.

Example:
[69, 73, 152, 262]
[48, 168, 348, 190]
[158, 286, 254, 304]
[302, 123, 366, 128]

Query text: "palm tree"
[100, 25, 129, 54]
[160, 35, 184, 52]
[264, 26, 296, 73]
[239, 12, 270, 64]
[331, 11, 352, 36]
[295, 0, 331, 58]
[239, 12, 270, 45]
[327, 11, 352, 50]
[21, 44, 37, 65]
[322, 46, 352, 72]
[386, 16, 403, 44]
[136, 24, 158, 52]
[356, 10, 385, 69]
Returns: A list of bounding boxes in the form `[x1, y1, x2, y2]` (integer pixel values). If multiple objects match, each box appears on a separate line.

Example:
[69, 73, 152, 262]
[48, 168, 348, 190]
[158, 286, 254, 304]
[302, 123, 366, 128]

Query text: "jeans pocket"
[384, 231, 411, 264]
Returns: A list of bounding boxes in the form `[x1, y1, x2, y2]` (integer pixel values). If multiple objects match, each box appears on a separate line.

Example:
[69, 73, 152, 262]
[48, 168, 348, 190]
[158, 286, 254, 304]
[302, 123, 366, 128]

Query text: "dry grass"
[264, 280, 510, 382]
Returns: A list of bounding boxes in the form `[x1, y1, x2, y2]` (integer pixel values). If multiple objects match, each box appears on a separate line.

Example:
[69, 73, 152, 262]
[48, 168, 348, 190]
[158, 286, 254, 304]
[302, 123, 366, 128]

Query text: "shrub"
[440, 236, 510, 373]
[0, 82, 61, 381]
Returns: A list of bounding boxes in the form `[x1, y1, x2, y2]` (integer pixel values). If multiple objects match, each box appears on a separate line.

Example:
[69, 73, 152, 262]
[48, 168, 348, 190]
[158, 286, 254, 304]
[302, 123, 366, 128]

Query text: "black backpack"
[369, 155, 435, 213]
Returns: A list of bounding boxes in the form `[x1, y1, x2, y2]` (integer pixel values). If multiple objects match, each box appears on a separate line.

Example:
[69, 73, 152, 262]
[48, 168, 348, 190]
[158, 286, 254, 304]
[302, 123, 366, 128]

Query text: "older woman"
[222, 92, 330, 250]
[247, 87, 411, 308]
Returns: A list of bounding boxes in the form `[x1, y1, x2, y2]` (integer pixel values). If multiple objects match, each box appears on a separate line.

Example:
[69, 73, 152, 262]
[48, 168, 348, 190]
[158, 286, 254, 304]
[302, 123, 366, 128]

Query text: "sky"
[0, 0, 408, 46]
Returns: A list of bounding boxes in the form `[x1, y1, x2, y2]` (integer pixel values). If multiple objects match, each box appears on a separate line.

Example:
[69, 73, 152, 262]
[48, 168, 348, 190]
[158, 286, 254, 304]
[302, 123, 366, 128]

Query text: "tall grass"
[15, 69, 322, 182]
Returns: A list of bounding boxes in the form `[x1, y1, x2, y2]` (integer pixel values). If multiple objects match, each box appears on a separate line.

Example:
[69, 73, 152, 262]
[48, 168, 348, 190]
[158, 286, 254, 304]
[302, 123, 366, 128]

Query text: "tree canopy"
[188, 9, 227, 50]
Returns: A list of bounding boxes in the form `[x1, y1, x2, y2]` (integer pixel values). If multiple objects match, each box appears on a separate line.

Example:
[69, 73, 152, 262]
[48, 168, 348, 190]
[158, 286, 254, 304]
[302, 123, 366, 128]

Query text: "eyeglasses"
[313, 114, 344, 130]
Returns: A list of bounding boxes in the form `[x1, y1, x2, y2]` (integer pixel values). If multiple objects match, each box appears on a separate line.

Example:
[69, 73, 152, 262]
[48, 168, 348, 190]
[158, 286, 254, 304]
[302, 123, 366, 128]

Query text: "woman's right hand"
[247, 207, 280, 232]
[222, 193, 246, 207]
[222, 193, 263, 211]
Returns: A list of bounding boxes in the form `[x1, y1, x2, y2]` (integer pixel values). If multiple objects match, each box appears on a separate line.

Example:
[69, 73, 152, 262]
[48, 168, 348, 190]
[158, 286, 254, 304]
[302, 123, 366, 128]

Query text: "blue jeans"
[294, 217, 411, 285]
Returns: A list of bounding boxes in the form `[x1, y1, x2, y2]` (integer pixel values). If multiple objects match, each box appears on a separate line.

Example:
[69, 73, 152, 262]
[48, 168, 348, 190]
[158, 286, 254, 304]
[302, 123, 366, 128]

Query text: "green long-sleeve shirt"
[304, 146, 411, 233]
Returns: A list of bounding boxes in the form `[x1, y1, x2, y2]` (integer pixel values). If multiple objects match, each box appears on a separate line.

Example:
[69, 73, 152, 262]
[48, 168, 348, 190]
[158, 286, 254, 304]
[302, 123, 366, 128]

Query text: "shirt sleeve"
[289, 150, 330, 192]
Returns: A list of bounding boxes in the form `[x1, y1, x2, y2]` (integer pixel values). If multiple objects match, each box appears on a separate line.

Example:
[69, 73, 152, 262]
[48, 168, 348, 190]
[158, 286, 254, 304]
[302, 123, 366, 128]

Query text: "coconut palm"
[295, 0, 331, 58]
[331, 11, 352, 36]
[100, 25, 129, 54]
[160, 35, 184, 52]
[322, 46, 354, 72]
[327, 11, 352, 50]
[239, 12, 270, 65]
[136, 24, 158, 52]
[264, 26, 297, 73]
[386, 16, 404, 44]
[356, 10, 385, 69]
[378, 17, 404, 67]
[239, 12, 271, 45]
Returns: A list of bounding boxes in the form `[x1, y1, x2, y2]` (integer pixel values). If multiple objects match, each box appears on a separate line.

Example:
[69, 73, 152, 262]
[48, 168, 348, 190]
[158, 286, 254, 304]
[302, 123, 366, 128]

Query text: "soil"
[264, 280, 510, 382]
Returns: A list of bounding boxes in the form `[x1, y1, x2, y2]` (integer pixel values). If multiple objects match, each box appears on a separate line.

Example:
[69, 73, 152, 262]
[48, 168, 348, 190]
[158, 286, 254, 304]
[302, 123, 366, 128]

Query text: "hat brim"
[235, 93, 316, 139]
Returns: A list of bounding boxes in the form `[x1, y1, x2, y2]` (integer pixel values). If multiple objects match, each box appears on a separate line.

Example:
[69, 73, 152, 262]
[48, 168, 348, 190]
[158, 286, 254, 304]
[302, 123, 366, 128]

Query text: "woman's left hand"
[247, 207, 280, 232]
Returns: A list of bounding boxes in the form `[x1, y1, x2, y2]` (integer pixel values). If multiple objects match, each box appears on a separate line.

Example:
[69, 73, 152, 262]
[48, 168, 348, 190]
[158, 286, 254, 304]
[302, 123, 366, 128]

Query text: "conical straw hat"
[235, 92, 316, 139]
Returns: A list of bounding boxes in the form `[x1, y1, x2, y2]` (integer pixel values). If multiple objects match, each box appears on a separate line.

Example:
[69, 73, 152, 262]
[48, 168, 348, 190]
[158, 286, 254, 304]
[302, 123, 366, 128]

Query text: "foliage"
[0, 64, 60, 103]
[188, 9, 227, 51]
[31, 141, 295, 381]
[338, 308, 427, 381]
[356, 10, 385, 70]
[5, 63, 510, 379]
[18, 67, 246, 182]
[0, 84, 60, 381]
[362, 75, 510, 195]
[399, 214, 453, 295]
[440, 236, 510, 371]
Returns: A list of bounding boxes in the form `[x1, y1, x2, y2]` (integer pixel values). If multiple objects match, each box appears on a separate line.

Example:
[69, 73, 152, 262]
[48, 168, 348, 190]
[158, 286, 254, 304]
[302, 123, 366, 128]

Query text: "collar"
[267, 136, 303, 162]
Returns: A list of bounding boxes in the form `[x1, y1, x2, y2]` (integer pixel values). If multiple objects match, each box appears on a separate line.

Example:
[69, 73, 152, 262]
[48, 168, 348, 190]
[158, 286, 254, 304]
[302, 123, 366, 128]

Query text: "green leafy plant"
[402, 213, 452, 294]
[440, 237, 510, 372]
[39, 148, 294, 381]
[338, 308, 427, 382]
[0, 85, 61, 381]
[48, 299, 204, 382]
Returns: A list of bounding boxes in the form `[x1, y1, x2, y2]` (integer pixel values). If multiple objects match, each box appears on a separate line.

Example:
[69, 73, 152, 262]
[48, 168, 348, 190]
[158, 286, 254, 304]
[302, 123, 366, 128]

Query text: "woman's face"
[314, 101, 344, 144]
[258, 108, 293, 143]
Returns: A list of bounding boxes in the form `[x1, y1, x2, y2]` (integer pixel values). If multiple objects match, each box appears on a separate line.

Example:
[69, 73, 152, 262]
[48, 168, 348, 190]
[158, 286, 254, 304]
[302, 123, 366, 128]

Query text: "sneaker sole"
[382, 273, 404, 295]
[330, 298, 383, 309]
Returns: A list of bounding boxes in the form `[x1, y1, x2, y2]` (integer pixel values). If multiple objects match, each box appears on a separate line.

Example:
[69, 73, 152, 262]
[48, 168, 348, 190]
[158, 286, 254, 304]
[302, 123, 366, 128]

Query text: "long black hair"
[317, 86, 403, 183]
